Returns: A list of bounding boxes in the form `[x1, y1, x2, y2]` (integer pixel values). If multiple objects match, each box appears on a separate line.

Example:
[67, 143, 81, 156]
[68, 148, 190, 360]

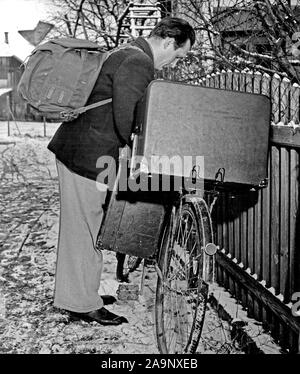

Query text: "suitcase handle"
[129, 134, 138, 179]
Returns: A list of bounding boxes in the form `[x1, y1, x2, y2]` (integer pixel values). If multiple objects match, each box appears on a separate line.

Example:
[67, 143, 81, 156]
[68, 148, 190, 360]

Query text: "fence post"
[232, 69, 240, 91]
[280, 77, 291, 125]
[240, 69, 247, 92]
[6, 94, 10, 136]
[209, 73, 215, 88]
[198, 77, 204, 86]
[220, 69, 226, 89]
[226, 69, 233, 90]
[245, 70, 254, 93]
[214, 70, 221, 88]
[271, 73, 281, 124]
[253, 70, 263, 288]
[261, 73, 271, 97]
[253, 71, 262, 94]
[205, 73, 211, 87]
[290, 83, 300, 125]
[208, 72, 214, 88]
[43, 117, 46, 137]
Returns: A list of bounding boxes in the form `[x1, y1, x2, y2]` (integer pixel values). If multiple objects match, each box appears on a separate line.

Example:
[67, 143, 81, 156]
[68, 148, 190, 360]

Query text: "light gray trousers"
[54, 159, 108, 312]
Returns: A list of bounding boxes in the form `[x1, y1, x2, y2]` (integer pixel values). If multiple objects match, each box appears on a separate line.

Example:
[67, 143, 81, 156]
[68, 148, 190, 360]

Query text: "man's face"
[155, 38, 191, 70]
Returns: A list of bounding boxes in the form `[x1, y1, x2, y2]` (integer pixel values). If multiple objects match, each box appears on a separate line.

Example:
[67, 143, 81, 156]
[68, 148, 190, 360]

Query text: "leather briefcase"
[99, 188, 166, 258]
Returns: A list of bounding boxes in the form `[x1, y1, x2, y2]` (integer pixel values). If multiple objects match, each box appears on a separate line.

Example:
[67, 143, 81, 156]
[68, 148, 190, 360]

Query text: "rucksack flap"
[49, 37, 103, 50]
[17, 38, 111, 121]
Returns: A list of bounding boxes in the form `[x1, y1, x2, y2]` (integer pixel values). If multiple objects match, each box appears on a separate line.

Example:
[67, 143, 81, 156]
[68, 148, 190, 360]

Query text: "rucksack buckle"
[60, 110, 79, 121]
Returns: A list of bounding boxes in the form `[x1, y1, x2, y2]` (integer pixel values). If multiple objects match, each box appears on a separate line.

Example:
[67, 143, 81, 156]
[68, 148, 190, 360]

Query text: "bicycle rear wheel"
[155, 200, 213, 354]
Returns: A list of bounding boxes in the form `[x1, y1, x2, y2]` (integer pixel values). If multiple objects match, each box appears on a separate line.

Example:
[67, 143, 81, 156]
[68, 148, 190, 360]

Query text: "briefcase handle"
[129, 133, 138, 179]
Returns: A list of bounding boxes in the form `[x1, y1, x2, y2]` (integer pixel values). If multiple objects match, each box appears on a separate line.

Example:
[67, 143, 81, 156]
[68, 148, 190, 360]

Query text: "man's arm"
[112, 53, 154, 145]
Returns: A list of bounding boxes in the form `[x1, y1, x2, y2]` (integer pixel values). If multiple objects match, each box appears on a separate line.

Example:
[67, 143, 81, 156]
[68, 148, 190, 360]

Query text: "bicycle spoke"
[155, 196, 250, 355]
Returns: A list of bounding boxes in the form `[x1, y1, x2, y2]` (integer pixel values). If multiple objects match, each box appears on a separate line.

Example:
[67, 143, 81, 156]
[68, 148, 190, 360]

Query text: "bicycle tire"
[155, 200, 213, 354]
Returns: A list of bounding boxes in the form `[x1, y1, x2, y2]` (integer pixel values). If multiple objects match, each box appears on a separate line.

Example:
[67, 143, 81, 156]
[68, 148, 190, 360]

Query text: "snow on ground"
[0, 131, 159, 354]
[0, 123, 268, 355]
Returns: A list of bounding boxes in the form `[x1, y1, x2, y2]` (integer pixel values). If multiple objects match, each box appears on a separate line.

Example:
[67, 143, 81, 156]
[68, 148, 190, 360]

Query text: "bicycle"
[108, 175, 223, 354]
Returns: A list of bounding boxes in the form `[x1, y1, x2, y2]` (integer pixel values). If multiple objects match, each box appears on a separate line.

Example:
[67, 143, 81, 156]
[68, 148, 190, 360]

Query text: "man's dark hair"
[149, 17, 196, 48]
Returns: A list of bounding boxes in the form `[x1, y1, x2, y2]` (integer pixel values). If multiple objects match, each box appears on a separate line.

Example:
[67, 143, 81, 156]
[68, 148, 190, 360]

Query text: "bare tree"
[45, 0, 179, 50]
[45, 0, 132, 49]
[174, 0, 300, 82]
[44, 1, 300, 82]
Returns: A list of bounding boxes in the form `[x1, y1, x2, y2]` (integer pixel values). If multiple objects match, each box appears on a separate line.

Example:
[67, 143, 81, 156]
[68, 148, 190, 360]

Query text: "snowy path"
[0, 137, 159, 354]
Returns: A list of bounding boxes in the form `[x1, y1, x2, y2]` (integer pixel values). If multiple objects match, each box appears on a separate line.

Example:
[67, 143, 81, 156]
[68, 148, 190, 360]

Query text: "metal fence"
[0, 121, 60, 138]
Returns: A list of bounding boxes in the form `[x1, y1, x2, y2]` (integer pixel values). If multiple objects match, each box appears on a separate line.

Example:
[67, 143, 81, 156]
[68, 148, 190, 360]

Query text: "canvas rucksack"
[17, 37, 113, 122]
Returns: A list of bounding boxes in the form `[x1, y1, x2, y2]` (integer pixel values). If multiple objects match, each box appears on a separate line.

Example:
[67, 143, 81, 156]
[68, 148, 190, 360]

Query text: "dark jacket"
[47, 37, 155, 181]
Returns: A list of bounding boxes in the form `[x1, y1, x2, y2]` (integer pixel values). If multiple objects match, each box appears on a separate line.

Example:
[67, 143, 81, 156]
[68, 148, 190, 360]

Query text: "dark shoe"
[101, 295, 117, 305]
[69, 307, 128, 326]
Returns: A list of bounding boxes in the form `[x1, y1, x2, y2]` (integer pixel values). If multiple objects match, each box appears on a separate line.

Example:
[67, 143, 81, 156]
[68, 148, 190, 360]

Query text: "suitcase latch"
[215, 167, 226, 184]
[258, 178, 268, 188]
[191, 165, 201, 184]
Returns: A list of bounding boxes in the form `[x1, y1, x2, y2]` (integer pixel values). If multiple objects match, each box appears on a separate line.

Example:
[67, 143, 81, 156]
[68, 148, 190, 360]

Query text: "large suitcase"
[130, 80, 271, 189]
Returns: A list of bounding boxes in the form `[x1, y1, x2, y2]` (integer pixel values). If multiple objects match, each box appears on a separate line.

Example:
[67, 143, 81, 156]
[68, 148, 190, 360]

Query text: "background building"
[0, 21, 53, 120]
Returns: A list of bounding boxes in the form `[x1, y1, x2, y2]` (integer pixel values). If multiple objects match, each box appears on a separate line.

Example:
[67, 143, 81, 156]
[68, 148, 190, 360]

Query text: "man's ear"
[163, 37, 175, 49]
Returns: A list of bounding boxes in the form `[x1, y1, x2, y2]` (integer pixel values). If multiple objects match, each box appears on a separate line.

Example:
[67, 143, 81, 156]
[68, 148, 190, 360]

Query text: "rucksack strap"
[60, 97, 112, 121]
